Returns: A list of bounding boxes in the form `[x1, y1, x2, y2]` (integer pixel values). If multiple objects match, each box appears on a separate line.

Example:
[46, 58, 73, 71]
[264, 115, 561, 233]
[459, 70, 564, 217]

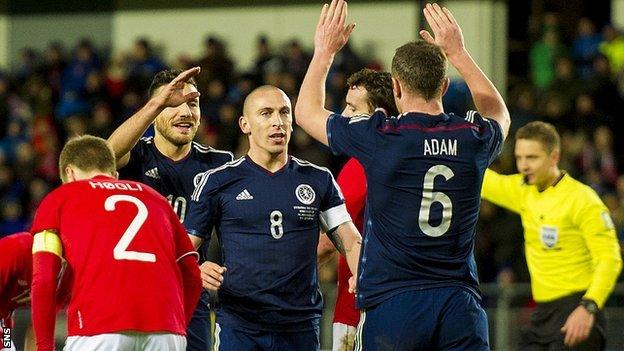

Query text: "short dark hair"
[347, 69, 399, 116]
[148, 69, 197, 97]
[391, 40, 447, 101]
[59, 135, 116, 183]
[516, 121, 560, 153]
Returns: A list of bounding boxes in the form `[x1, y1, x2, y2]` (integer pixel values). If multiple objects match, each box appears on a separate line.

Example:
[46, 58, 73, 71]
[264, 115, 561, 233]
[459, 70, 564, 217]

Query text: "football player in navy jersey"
[107, 68, 233, 351]
[185, 85, 362, 351]
[296, 1, 511, 350]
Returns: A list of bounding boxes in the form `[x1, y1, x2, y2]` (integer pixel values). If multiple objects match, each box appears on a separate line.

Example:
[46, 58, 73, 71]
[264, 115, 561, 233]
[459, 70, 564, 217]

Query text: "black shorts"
[519, 292, 606, 351]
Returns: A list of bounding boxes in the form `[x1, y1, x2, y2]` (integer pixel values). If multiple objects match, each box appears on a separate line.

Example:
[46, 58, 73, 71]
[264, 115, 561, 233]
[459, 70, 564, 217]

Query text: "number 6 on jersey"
[419, 165, 454, 237]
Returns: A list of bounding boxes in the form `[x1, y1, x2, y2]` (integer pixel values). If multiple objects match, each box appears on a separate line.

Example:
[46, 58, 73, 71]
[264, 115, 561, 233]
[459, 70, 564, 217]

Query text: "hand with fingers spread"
[152, 66, 201, 109]
[560, 306, 595, 347]
[199, 261, 227, 291]
[314, 0, 356, 58]
[420, 3, 465, 60]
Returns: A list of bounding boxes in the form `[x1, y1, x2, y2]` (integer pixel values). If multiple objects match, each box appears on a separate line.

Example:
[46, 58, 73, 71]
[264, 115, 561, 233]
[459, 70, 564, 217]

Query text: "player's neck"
[537, 167, 563, 192]
[398, 96, 444, 116]
[154, 135, 191, 161]
[247, 148, 288, 173]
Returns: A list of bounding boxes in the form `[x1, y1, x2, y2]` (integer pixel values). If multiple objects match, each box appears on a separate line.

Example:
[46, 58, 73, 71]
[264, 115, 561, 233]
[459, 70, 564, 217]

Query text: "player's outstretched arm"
[296, 0, 355, 146]
[107, 67, 201, 168]
[420, 3, 510, 139]
[326, 221, 362, 292]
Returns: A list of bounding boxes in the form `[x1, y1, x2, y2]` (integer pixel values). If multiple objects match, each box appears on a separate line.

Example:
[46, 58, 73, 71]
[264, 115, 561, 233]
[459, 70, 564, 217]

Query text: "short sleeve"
[170, 208, 199, 262]
[467, 111, 504, 165]
[31, 188, 63, 235]
[326, 110, 385, 166]
[319, 170, 351, 233]
[118, 139, 148, 179]
[185, 171, 220, 241]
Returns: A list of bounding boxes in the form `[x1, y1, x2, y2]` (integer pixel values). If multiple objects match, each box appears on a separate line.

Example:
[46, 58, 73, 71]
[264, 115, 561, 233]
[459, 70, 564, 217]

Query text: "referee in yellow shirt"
[482, 121, 622, 350]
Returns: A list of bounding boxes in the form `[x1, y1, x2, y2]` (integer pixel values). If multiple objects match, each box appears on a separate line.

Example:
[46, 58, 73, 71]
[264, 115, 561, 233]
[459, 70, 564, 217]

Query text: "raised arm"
[296, 0, 355, 146]
[420, 3, 510, 139]
[107, 67, 201, 168]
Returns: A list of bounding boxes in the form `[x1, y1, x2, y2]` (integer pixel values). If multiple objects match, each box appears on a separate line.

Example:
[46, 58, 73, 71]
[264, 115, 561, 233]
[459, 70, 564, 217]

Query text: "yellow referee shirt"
[482, 169, 622, 308]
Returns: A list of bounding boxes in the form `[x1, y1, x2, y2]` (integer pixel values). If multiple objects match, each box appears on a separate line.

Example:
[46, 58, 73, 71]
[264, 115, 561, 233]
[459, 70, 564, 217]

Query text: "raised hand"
[314, 0, 356, 57]
[152, 66, 201, 108]
[420, 3, 465, 59]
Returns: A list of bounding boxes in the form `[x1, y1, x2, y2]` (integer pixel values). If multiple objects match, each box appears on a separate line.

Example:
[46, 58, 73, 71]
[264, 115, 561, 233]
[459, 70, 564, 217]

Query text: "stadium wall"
[0, 15, 8, 69]
[8, 13, 112, 69]
[1, 0, 508, 91]
[112, 2, 417, 72]
[614, 0, 624, 29]
[446, 0, 507, 99]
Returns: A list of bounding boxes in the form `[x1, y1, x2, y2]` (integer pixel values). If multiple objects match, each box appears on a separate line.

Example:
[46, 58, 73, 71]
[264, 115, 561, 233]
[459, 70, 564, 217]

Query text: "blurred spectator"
[546, 56, 582, 107]
[284, 40, 311, 82]
[0, 199, 27, 235]
[572, 18, 602, 78]
[126, 38, 167, 93]
[599, 24, 624, 77]
[530, 29, 567, 89]
[39, 42, 67, 105]
[251, 35, 283, 85]
[197, 36, 234, 89]
[508, 85, 538, 133]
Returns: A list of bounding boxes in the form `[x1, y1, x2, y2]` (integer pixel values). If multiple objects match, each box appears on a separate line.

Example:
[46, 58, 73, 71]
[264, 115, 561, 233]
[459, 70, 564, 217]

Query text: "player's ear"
[239, 116, 250, 134]
[550, 148, 560, 166]
[114, 171, 120, 179]
[64, 166, 75, 184]
[392, 77, 401, 100]
[441, 77, 450, 97]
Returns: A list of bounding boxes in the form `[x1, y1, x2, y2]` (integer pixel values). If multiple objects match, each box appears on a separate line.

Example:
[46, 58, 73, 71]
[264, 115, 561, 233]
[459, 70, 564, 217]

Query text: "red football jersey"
[333, 158, 366, 326]
[0, 232, 32, 327]
[30, 176, 197, 336]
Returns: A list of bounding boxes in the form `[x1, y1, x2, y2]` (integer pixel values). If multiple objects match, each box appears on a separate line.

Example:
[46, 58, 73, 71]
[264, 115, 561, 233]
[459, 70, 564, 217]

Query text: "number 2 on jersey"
[105, 195, 156, 262]
[419, 165, 454, 237]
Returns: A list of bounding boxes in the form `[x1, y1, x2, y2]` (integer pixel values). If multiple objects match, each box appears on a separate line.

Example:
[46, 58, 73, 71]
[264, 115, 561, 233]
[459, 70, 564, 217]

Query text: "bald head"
[243, 85, 290, 116]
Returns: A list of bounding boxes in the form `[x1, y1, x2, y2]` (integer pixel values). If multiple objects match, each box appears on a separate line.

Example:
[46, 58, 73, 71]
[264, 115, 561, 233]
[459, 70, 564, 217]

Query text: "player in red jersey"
[317, 69, 397, 351]
[0, 232, 35, 351]
[30, 135, 202, 351]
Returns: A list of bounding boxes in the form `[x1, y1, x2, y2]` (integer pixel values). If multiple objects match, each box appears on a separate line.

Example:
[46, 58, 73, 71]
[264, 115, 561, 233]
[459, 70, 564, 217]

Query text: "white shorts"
[64, 332, 186, 351]
[332, 322, 357, 351]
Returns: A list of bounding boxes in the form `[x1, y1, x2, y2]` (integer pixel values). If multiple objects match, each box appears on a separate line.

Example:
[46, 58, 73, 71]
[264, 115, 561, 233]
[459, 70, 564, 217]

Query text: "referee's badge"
[540, 225, 559, 248]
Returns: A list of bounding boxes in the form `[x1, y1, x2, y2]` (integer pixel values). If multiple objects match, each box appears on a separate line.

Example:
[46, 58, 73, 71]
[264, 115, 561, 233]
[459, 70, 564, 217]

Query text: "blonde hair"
[59, 135, 116, 183]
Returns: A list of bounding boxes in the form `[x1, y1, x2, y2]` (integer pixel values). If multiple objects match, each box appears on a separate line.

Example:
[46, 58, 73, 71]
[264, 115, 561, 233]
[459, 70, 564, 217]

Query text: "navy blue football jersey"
[185, 156, 351, 331]
[118, 137, 232, 262]
[326, 110, 503, 309]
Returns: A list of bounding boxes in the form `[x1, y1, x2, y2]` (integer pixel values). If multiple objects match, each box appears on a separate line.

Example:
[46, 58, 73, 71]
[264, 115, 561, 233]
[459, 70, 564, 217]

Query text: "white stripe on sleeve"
[319, 203, 352, 232]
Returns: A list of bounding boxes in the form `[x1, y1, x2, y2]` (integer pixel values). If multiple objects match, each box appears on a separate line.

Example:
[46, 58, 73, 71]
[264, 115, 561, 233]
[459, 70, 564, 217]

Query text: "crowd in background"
[1, 13, 624, 288]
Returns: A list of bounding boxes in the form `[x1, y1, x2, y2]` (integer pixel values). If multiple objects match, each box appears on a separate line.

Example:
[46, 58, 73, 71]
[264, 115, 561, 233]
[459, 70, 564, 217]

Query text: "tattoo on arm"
[327, 229, 346, 256]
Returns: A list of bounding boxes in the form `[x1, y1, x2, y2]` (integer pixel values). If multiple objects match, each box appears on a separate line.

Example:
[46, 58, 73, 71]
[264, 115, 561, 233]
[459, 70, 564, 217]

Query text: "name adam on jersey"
[89, 180, 143, 191]
[424, 138, 458, 156]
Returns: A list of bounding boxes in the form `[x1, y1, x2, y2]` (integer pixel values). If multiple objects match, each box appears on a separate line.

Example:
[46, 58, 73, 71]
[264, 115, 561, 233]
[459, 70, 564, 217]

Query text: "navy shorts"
[213, 323, 319, 351]
[355, 286, 489, 351]
[186, 291, 211, 351]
